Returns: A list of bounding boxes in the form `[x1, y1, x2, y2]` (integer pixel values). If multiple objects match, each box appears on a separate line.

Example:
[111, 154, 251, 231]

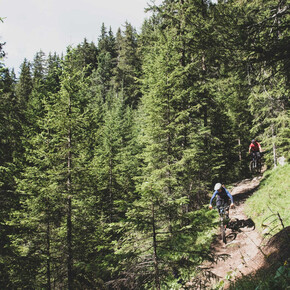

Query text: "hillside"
[0, 0, 289, 287]
[185, 165, 290, 289]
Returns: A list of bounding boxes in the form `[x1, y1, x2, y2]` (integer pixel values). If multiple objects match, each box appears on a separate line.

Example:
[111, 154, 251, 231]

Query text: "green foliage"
[92, 92, 138, 220]
[1, 0, 289, 287]
[0, 17, 5, 60]
[15, 59, 33, 107]
[113, 22, 141, 107]
[245, 164, 290, 236]
[0, 66, 25, 287]
[115, 198, 216, 288]
[241, 0, 290, 166]
[67, 38, 98, 76]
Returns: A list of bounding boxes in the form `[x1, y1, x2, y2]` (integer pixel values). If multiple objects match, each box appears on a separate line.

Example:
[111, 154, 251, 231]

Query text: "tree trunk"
[152, 203, 160, 290]
[109, 157, 113, 222]
[272, 125, 277, 167]
[46, 220, 51, 290]
[67, 97, 73, 289]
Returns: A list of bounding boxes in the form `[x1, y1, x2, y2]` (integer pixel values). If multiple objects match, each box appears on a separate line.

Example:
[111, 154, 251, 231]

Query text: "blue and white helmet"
[214, 183, 222, 191]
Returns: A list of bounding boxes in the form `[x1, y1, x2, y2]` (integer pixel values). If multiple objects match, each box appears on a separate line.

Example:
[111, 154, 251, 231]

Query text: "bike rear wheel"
[257, 158, 262, 173]
[249, 161, 254, 173]
[221, 223, 227, 244]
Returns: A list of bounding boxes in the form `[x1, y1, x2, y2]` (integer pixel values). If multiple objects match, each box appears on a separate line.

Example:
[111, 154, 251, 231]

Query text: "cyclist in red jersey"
[249, 139, 262, 161]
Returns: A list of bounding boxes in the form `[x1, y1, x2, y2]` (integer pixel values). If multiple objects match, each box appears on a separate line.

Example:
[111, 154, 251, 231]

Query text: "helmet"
[251, 139, 256, 144]
[214, 183, 222, 191]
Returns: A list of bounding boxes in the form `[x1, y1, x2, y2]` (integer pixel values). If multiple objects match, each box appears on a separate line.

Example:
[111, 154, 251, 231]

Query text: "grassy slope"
[244, 164, 290, 236]
[229, 164, 290, 290]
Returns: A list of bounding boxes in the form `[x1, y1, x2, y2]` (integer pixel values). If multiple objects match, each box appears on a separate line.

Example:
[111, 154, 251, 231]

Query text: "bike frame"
[250, 152, 262, 173]
[217, 205, 230, 244]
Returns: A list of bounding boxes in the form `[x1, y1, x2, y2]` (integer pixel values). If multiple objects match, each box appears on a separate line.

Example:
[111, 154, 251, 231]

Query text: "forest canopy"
[0, 0, 289, 288]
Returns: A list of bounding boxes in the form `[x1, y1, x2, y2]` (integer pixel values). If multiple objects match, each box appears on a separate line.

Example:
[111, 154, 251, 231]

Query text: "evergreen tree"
[0, 66, 25, 287]
[91, 23, 117, 101]
[45, 52, 62, 94]
[203, 1, 254, 178]
[27, 51, 49, 124]
[68, 38, 98, 76]
[1, 0, 289, 287]
[98, 23, 117, 59]
[228, 0, 290, 165]
[92, 92, 138, 222]
[32, 50, 47, 82]
[15, 59, 33, 109]
[113, 3, 218, 286]
[0, 18, 5, 60]
[9, 50, 104, 288]
[113, 22, 142, 108]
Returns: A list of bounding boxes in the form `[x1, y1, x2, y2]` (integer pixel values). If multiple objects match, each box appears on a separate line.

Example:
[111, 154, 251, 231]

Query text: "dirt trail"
[185, 175, 266, 289]
[207, 177, 264, 284]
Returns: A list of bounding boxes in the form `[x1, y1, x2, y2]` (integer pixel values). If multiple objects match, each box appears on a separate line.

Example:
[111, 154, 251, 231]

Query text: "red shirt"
[249, 142, 261, 152]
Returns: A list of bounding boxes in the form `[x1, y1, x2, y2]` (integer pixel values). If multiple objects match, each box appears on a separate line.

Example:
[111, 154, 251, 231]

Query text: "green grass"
[244, 163, 290, 237]
[229, 164, 290, 290]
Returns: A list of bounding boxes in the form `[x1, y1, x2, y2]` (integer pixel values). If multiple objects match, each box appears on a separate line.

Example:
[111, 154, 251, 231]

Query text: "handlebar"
[213, 204, 230, 209]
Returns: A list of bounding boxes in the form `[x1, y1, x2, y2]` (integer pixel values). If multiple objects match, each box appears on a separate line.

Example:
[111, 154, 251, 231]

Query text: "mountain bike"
[217, 205, 230, 244]
[249, 152, 262, 174]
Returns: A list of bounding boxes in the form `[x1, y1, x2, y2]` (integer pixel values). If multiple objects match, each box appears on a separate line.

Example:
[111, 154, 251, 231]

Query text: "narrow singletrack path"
[185, 175, 266, 289]
[208, 177, 264, 283]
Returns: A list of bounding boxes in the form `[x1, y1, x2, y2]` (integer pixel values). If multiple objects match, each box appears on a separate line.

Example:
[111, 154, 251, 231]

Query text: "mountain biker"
[249, 139, 262, 161]
[209, 183, 234, 214]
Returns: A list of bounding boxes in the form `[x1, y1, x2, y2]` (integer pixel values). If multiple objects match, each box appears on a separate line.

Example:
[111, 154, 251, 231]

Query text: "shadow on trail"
[228, 218, 255, 232]
[225, 218, 256, 243]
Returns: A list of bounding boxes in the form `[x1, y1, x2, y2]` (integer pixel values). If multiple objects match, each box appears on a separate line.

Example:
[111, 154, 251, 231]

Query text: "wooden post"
[272, 125, 277, 167]
[238, 138, 242, 161]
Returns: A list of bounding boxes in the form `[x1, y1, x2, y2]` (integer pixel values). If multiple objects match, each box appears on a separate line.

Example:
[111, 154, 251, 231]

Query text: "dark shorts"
[216, 199, 230, 217]
[216, 198, 229, 210]
[251, 151, 261, 160]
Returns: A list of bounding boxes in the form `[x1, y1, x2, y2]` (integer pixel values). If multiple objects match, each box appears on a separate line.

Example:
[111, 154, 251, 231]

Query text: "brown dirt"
[206, 177, 264, 288]
[184, 173, 289, 289]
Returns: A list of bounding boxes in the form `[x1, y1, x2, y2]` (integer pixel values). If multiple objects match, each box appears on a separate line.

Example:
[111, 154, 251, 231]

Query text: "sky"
[0, 0, 163, 75]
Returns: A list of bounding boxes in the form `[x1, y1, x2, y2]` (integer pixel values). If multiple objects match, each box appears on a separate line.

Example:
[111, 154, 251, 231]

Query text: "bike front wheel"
[221, 223, 227, 244]
[249, 161, 254, 173]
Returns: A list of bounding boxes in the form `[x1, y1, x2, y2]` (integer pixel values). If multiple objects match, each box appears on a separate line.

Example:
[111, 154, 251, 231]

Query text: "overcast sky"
[1, 0, 162, 75]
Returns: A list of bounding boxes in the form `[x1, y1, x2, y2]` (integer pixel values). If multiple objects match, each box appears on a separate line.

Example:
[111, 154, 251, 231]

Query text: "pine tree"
[32, 50, 47, 82]
[98, 23, 117, 59]
[113, 22, 141, 108]
[91, 23, 117, 101]
[9, 49, 104, 288]
[45, 52, 62, 94]
[0, 18, 5, 60]
[68, 38, 98, 76]
[113, 3, 218, 285]
[236, 0, 290, 165]
[203, 1, 254, 178]
[92, 92, 138, 222]
[0, 66, 25, 287]
[15, 59, 33, 110]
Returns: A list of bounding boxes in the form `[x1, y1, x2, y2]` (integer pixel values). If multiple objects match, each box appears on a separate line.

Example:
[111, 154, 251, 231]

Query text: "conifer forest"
[0, 0, 289, 289]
